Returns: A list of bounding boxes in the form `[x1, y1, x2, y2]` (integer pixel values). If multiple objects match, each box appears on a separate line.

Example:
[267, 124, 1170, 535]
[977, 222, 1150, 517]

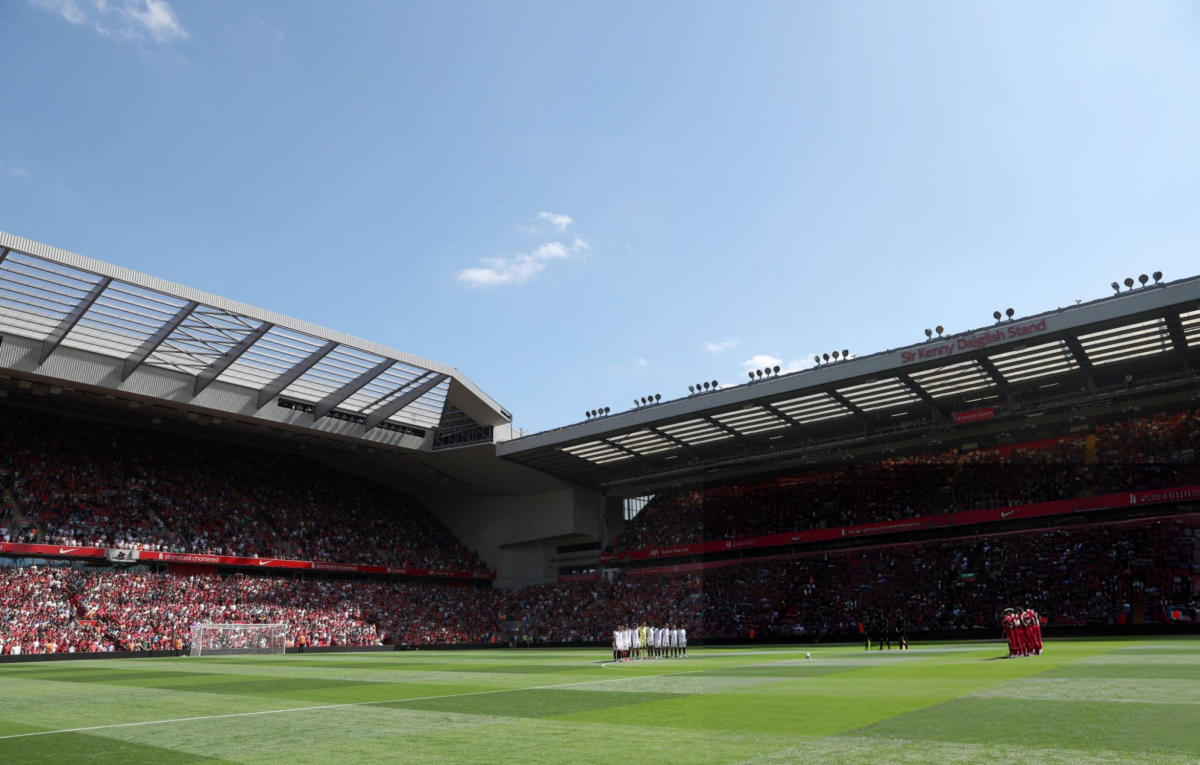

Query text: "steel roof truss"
[121, 301, 198, 380]
[313, 358, 394, 419]
[256, 339, 339, 408]
[37, 276, 112, 365]
[364, 373, 448, 431]
[193, 321, 273, 396]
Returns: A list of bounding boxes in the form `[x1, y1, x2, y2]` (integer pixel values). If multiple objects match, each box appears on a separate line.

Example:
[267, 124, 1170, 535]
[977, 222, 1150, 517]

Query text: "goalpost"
[189, 623, 288, 657]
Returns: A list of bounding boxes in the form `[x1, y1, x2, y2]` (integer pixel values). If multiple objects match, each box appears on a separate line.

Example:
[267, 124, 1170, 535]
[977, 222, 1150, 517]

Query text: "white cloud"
[31, 0, 188, 43]
[537, 211, 574, 232]
[635, 358, 650, 369]
[456, 237, 590, 288]
[741, 353, 817, 375]
[0, 157, 31, 179]
[705, 339, 739, 354]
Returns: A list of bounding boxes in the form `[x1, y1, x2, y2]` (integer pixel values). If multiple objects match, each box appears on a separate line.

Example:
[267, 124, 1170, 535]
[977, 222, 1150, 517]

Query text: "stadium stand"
[0, 232, 1196, 661]
[3, 514, 1193, 655]
[0, 567, 515, 654]
[606, 408, 1200, 553]
[0, 405, 490, 574]
[702, 517, 1198, 640]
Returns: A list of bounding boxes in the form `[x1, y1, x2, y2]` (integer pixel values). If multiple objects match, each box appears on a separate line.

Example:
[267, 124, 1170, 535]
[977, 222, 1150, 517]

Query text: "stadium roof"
[0, 231, 510, 440]
[500, 272, 1200, 490]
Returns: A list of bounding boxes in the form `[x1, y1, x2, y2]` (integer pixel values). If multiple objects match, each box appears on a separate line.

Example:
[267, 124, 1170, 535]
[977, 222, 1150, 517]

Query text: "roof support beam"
[600, 438, 640, 458]
[121, 301, 198, 381]
[702, 415, 742, 439]
[1164, 312, 1190, 353]
[975, 355, 1009, 391]
[1062, 336, 1093, 371]
[256, 339, 338, 409]
[0, 247, 9, 266]
[826, 389, 864, 416]
[313, 358, 394, 420]
[759, 402, 807, 432]
[1061, 336, 1096, 390]
[364, 372, 447, 431]
[896, 373, 937, 405]
[649, 426, 690, 449]
[38, 277, 112, 366]
[193, 322, 272, 396]
[895, 372, 945, 419]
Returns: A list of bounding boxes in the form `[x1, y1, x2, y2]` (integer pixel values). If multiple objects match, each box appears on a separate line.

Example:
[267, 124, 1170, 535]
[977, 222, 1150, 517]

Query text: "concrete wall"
[423, 486, 603, 589]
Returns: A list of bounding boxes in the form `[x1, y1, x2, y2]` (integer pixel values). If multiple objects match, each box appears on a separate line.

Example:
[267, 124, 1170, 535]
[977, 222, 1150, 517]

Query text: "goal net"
[189, 623, 288, 657]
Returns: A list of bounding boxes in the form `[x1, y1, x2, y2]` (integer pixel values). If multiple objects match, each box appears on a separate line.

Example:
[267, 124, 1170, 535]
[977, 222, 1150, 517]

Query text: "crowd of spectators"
[0, 567, 512, 654]
[513, 574, 703, 643]
[703, 517, 1198, 639]
[1, 515, 1194, 655]
[609, 409, 1200, 552]
[0, 406, 489, 573]
[0, 567, 110, 654]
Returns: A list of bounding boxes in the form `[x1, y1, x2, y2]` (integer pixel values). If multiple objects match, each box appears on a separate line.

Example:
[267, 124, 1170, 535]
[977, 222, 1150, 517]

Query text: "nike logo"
[58, 548, 78, 554]
[257, 560, 273, 566]
[1000, 511, 1015, 518]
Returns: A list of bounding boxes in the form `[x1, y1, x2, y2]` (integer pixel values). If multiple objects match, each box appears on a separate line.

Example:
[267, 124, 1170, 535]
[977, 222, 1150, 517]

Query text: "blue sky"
[2, 2, 1199, 432]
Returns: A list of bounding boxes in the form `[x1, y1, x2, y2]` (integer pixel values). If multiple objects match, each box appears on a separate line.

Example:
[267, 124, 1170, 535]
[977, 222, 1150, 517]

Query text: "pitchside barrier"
[4, 624, 1198, 663]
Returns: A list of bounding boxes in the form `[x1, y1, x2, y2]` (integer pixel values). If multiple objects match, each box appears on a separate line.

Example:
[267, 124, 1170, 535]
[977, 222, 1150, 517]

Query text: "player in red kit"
[1024, 608, 1042, 655]
[1002, 609, 1017, 657]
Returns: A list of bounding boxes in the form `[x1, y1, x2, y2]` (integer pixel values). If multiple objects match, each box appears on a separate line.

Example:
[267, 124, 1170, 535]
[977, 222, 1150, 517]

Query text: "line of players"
[612, 623, 687, 662]
[1003, 607, 1043, 658]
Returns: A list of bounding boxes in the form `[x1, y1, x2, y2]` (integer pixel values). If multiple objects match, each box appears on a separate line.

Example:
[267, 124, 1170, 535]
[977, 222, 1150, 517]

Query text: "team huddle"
[1002, 607, 1044, 658]
[612, 623, 687, 662]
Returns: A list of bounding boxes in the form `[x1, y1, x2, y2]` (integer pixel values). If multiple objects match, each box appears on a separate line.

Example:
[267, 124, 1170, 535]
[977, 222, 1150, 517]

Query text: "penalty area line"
[0, 667, 707, 742]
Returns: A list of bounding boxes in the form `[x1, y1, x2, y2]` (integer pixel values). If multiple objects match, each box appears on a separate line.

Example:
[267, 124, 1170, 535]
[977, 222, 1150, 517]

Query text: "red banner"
[556, 572, 601, 583]
[0, 544, 493, 580]
[599, 486, 1200, 564]
[140, 551, 310, 569]
[0, 542, 106, 558]
[954, 406, 996, 424]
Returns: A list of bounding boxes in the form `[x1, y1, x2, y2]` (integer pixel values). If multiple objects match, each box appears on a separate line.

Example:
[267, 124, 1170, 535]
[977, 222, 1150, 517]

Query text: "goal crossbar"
[190, 623, 288, 657]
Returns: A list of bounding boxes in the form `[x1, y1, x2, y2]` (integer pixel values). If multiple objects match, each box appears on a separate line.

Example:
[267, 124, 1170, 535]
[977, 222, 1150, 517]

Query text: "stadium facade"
[1, 230, 1198, 594]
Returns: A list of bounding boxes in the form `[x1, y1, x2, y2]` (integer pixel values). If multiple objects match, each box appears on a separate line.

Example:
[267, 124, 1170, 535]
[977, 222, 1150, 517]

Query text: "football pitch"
[0, 637, 1196, 764]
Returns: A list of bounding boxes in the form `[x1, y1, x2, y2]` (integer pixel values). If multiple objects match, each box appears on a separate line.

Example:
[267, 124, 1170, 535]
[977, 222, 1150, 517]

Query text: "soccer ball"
[805, 652, 811, 659]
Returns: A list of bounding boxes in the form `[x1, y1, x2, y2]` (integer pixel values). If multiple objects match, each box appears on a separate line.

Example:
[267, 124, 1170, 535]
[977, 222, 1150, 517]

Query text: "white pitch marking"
[0, 664, 713, 741]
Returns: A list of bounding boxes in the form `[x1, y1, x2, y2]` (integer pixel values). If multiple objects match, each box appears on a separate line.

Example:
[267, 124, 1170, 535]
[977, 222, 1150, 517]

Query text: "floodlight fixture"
[748, 371, 755, 380]
[935, 325, 943, 336]
[924, 328, 932, 339]
[841, 350, 848, 359]
[994, 310, 1002, 322]
[1111, 282, 1120, 294]
[1124, 277, 1134, 289]
[823, 353, 830, 363]
[773, 365, 780, 374]
[711, 380, 718, 389]
[1153, 271, 1163, 283]
[603, 407, 610, 415]
[832, 351, 840, 360]
[1138, 274, 1149, 287]
[654, 394, 661, 402]
[688, 385, 695, 394]
[814, 355, 821, 365]
[1005, 308, 1014, 319]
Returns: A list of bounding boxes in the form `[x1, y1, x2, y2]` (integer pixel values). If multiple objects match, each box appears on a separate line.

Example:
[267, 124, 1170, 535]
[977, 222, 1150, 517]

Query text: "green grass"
[1, 637, 1197, 764]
